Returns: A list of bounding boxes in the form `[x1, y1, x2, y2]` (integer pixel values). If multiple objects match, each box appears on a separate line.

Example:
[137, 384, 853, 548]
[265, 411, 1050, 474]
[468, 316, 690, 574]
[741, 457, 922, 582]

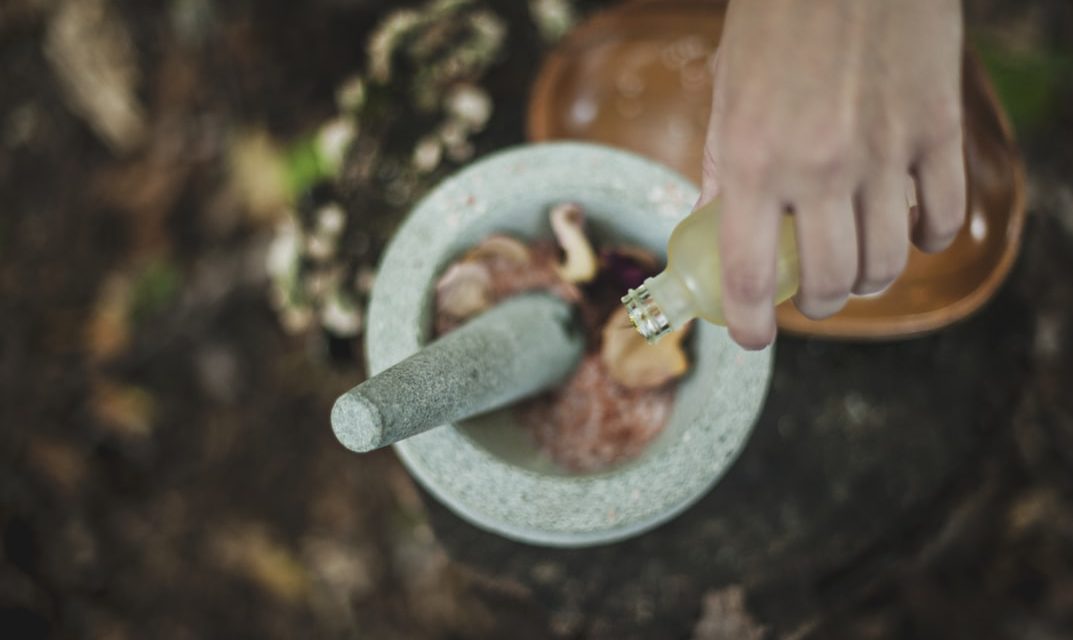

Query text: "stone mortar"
[365, 142, 774, 547]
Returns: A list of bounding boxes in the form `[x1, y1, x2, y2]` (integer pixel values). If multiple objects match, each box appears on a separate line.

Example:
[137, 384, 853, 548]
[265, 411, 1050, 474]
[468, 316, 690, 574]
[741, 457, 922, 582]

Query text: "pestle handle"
[331, 293, 584, 452]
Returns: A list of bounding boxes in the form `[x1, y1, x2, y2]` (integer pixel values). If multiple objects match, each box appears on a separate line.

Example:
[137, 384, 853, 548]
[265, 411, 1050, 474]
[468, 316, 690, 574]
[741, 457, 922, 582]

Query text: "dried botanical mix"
[434, 204, 693, 472]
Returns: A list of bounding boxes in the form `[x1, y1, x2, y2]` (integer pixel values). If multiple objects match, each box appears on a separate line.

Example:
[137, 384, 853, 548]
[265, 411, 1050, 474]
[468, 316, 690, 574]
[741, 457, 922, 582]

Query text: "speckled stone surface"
[365, 142, 774, 546]
[331, 293, 583, 452]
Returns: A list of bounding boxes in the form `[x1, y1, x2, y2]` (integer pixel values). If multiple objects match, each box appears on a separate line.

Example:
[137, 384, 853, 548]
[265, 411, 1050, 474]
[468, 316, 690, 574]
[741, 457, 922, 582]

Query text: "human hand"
[702, 0, 967, 349]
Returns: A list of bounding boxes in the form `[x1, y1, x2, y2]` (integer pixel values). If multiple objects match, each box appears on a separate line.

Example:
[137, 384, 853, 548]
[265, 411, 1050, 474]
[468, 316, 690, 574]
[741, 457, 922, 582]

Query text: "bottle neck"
[621, 270, 695, 344]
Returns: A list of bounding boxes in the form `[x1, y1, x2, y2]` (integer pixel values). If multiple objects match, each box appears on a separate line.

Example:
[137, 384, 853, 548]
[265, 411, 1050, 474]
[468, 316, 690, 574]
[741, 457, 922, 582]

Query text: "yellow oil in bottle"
[622, 199, 800, 343]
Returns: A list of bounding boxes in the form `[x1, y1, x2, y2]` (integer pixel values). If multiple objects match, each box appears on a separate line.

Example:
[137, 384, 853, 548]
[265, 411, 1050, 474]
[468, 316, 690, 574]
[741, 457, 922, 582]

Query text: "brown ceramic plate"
[528, 0, 1026, 339]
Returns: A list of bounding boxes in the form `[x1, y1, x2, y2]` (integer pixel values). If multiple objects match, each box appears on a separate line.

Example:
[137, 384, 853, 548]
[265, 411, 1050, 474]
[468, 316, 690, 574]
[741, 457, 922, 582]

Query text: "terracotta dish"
[527, 0, 1027, 339]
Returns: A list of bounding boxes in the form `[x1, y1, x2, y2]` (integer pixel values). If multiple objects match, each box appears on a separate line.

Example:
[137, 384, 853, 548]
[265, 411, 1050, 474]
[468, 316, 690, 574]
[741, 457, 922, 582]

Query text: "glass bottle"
[621, 199, 800, 343]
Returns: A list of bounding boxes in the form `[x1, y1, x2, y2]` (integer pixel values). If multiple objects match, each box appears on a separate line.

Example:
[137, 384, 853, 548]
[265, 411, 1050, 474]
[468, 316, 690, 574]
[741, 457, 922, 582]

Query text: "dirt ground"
[2, 1, 1073, 638]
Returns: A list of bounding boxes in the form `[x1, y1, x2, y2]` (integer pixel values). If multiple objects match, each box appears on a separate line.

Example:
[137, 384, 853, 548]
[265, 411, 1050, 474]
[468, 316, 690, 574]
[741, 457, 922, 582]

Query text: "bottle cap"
[621, 282, 672, 344]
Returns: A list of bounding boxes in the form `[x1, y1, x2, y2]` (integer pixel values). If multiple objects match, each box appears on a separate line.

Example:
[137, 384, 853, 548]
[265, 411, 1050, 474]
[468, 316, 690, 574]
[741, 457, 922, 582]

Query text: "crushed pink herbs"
[433, 203, 692, 473]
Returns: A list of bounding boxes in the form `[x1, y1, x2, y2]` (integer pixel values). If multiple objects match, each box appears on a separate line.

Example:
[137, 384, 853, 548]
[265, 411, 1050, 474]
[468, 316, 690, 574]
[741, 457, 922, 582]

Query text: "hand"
[702, 0, 967, 349]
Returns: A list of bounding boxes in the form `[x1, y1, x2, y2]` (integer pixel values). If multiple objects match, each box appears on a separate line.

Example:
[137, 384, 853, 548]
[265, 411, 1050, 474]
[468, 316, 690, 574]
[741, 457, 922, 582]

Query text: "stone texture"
[331, 293, 584, 452]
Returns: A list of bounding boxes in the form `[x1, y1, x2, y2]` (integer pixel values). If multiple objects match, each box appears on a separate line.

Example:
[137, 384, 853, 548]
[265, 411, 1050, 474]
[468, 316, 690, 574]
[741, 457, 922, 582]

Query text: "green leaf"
[283, 135, 329, 201]
[130, 259, 182, 325]
[972, 34, 1073, 134]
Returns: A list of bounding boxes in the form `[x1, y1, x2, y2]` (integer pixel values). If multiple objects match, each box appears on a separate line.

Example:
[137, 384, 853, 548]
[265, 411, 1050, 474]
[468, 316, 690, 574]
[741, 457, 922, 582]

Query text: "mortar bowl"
[365, 142, 773, 547]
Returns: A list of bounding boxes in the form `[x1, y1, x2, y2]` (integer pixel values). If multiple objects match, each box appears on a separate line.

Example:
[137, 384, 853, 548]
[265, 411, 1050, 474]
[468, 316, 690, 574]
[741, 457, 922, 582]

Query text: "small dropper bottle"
[621, 199, 800, 343]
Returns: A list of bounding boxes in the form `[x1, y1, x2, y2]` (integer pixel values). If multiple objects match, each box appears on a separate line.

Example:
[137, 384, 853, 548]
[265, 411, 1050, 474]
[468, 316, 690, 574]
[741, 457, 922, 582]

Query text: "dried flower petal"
[601, 246, 661, 289]
[445, 139, 475, 163]
[304, 268, 342, 299]
[520, 355, 673, 472]
[549, 203, 598, 283]
[27, 437, 87, 496]
[316, 117, 356, 176]
[335, 75, 366, 113]
[321, 291, 363, 337]
[45, 0, 146, 154]
[368, 9, 421, 82]
[229, 129, 290, 221]
[210, 524, 310, 603]
[86, 273, 132, 363]
[315, 204, 347, 237]
[601, 307, 689, 389]
[445, 83, 492, 130]
[413, 135, 443, 173]
[281, 306, 314, 333]
[430, 203, 687, 472]
[439, 119, 468, 148]
[435, 261, 493, 320]
[462, 235, 531, 266]
[91, 379, 155, 438]
[306, 233, 336, 261]
[266, 219, 300, 279]
[354, 268, 377, 295]
[693, 586, 767, 640]
[529, 0, 578, 43]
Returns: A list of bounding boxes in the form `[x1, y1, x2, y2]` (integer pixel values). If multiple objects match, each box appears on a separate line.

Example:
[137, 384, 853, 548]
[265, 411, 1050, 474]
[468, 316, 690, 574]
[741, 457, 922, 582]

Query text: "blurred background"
[1, 0, 1072, 638]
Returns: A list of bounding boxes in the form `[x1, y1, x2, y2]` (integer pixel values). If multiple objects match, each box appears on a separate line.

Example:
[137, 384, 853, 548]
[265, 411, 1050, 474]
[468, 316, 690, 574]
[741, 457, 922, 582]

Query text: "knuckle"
[933, 99, 963, 134]
[722, 114, 773, 180]
[725, 140, 772, 182]
[724, 264, 772, 304]
[794, 137, 854, 184]
[800, 270, 853, 304]
[919, 103, 964, 154]
[865, 120, 909, 165]
[801, 282, 849, 307]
